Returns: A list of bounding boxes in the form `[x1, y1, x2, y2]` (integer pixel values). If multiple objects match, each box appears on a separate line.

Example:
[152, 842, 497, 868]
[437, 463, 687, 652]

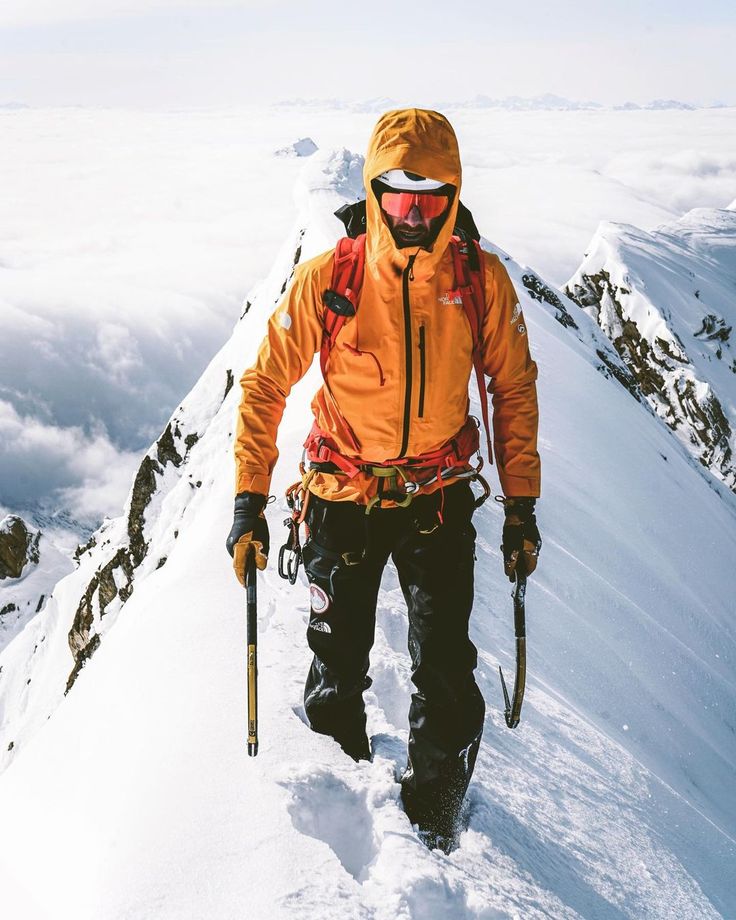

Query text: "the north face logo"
[438, 292, 463, 306]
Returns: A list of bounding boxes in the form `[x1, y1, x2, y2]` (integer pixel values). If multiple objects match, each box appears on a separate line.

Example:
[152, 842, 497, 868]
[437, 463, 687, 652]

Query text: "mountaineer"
[227, 108, 541, 850]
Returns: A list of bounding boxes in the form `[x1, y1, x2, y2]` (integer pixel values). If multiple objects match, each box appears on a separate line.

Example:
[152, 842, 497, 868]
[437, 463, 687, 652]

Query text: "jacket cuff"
[499, 472, 540, 498]
[235, 469, 272, 496]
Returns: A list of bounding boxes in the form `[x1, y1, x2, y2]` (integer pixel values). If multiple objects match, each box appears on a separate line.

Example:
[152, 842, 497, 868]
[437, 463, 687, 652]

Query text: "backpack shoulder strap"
[320, 235, 366, 378]
[449, 236, 494, 465]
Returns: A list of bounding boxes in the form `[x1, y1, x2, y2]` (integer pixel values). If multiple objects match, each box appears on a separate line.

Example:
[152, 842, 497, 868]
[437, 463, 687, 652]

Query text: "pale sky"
[1, 0, 734, 108]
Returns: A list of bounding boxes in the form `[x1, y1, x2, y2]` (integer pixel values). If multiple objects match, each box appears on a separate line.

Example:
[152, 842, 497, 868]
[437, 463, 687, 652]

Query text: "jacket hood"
[362, 108, 462, 281]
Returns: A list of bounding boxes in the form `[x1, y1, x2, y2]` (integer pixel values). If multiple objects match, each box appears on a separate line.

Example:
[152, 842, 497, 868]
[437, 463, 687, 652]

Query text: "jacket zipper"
[398, 253, 417, 457]
[418, 324, 426, 418]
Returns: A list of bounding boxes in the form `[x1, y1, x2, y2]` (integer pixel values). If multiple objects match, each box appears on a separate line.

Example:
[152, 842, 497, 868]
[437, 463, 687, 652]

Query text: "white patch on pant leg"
[279, 311, 292, 330]
[310, 584, 331, 615]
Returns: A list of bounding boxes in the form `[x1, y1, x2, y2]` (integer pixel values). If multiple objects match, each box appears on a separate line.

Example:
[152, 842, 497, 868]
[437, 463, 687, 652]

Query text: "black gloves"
[226, 491, 270, 584]
[501, 497, 541, 582]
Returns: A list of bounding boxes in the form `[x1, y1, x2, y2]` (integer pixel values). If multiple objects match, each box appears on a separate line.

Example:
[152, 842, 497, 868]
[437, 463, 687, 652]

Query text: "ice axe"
[498, 571, 527, 729]
[245, 554, 259, 756]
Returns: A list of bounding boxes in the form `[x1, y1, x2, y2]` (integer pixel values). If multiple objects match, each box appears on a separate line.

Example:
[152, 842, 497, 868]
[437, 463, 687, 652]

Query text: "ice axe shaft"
[245, 555, 259, 756]
[498, 572, 527, 729]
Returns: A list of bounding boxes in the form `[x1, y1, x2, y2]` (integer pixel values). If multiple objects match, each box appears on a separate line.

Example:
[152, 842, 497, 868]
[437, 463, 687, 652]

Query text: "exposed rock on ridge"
[566, 211, 736, 490]
[0, 516, 40, 580]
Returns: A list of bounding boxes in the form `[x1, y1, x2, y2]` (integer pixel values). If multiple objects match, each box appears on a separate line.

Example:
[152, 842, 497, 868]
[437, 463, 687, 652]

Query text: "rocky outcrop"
[65, 416, 200, 691]
[522, 272, 579, 330]
[566, 214, 736, 491]
[0, 516, 40, 580]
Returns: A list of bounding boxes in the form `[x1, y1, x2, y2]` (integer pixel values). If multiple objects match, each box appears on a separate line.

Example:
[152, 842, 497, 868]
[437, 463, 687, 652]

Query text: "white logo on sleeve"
[279, 311, 292, 330]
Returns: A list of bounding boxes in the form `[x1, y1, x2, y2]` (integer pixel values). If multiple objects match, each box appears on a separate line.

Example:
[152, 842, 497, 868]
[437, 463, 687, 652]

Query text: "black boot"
[400, 730, 481, 853]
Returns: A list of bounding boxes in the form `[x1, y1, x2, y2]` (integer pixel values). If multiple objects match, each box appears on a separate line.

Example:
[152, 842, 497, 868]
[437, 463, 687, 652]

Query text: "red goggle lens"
[380, 191, 449, 220]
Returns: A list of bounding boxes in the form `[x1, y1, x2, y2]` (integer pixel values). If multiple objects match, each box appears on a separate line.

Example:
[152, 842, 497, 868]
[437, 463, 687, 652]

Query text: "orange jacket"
[235, 109, 540, 503]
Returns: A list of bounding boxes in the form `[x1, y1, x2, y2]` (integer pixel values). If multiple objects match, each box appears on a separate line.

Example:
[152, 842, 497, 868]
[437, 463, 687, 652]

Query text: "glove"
[226, 491, 270, 585]
[501, 497, 541, 582]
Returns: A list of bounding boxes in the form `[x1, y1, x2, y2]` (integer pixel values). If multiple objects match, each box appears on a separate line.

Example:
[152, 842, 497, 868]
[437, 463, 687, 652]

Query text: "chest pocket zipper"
[418, 324, 427, 418]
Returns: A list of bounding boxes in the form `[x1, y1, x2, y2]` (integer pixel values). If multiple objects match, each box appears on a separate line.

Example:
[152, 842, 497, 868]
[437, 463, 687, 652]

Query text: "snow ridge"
[0, 148, 734, 919]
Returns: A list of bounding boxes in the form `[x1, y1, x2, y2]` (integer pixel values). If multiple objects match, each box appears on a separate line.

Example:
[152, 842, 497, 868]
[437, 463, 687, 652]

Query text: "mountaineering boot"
[400, 728, 482, 853]
[335, 729, 372, 763]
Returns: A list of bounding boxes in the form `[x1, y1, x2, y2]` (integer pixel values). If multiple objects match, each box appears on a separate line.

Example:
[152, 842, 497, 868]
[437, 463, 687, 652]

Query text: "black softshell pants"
[302, 481, 485, 836]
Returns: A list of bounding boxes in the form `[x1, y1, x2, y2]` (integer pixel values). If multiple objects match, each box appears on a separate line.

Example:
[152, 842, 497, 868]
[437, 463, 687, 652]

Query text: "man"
[227, 108, 541, 850]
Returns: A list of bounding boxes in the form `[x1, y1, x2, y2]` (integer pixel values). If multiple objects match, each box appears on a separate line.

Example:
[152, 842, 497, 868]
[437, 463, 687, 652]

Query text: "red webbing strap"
[320, 235, 366, 378]
[304, 415, 480, 478]
[303, 421, 361, 478]
[450, 237, 494, 465]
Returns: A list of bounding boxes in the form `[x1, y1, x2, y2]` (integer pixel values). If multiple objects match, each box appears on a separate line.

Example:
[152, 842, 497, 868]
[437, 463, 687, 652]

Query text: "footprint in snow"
[375, 597, 409, 656]
[279, 769, 377, 881]
[368, 656, 412, 730]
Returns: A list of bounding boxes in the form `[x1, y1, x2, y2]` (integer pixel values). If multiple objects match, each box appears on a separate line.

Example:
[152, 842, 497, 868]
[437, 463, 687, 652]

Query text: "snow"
[0, 145, 734, 918]
[275, 137, 319, 158]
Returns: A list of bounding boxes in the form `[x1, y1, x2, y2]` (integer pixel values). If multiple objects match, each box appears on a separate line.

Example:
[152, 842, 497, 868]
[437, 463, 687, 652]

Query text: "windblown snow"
[0, 147, 734, 920]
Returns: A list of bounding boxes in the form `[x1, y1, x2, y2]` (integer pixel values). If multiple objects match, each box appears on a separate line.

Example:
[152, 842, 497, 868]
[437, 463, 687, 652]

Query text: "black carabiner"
[278, 516, 302, 585]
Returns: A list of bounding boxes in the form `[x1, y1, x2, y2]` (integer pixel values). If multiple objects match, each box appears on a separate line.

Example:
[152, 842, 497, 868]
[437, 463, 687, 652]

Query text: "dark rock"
[694, 314, 731, 344]
[156, 422, 183, 468]
[97, 548, 134, 616]
[127, 454, 162, 567]
[0, 516, 40, 580]
[74, 534, 97, 561]
[279, 230, 306, 295]
[67, 546, 134, 690]
[522, 273, 579, 329]
[594, 350, 641, 400]
[65, 633, 101, 694]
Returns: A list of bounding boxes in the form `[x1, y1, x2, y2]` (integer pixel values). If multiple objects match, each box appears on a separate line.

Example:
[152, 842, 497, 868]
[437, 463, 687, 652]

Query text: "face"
[382, 206, 446, 249]
[376, 187, 454, 250]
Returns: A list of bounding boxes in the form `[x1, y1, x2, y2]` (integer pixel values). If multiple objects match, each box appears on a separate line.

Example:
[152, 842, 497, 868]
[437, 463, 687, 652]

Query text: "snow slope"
[566, 207, 736, 491]
[0, 149, 734, 920]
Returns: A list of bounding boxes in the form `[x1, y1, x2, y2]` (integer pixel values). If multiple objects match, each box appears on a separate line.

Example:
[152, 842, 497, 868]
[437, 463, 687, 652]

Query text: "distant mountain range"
[271, 94, 733, 113]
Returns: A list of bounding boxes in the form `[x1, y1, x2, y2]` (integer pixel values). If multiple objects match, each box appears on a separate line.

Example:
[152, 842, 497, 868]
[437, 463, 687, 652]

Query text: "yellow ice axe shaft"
[245, 555, 258, 756]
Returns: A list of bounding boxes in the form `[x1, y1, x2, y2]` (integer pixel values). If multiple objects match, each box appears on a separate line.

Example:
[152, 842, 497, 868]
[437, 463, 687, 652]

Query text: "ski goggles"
[379, 190, 450, 220]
